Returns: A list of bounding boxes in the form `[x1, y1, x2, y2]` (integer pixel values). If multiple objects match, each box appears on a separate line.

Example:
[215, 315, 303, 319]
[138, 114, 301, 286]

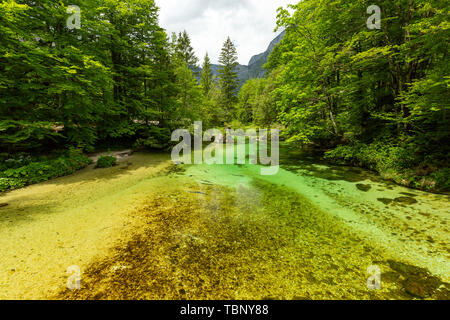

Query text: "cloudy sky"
[155, 0, 293, 65]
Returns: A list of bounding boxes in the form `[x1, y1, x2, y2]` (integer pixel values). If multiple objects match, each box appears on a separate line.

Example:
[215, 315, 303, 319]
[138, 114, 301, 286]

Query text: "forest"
[0, 0, 449, 192]
[1, 0, 450, 302]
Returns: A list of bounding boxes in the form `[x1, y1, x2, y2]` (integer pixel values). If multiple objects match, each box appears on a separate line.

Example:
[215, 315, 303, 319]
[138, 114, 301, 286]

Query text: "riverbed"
[0, 147, 448, 299]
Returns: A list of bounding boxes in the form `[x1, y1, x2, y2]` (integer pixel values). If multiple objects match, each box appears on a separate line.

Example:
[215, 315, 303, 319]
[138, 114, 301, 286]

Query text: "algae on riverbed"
[1, 150, 449, 300]
[60, 174, 449, 300]
[59, 179, 404, 299]
[0, 153, 173, 299]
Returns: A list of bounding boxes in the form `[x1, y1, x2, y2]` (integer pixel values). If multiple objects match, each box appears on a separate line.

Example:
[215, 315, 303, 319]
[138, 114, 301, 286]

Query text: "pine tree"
[218, 37, 239, 117]
[174, 62, 202, 123]
[168, 32, 178, 59]
[176, 30, 198, 67]
[200, 53, 213, 95]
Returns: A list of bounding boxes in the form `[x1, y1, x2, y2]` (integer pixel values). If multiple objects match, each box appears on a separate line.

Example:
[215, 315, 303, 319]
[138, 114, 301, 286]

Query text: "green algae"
[1, 147, 449, 300]
[0, 152, 174, 299]
[61, 178, 406, 300]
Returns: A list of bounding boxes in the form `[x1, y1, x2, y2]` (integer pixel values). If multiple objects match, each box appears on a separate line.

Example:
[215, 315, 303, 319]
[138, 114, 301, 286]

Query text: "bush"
[228, 120, 244, 130]
[324, 142, 447, 192]
[0, 149, 92, 193]
[324, 145, 358, 165]
[0, 153, 33, 171]
[96, 156, 117, 168]
[430, 168, 450, 192]
[134, 126, 172, 150]
[325, 142, 419, 172]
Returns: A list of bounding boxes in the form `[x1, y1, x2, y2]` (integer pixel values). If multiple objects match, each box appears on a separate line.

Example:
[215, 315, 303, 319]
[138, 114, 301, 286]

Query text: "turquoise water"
[0, 146, 448, 299]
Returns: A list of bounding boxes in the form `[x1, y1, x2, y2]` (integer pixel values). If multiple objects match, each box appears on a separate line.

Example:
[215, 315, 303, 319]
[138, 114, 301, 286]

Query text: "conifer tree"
[176, 30, 198, 67]
[218, 37, 239, 116]
[200, 53, 213, 95]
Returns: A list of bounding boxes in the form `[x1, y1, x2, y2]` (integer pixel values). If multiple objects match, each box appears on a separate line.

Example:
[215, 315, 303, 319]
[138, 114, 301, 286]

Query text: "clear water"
[0, 146, 448, 299]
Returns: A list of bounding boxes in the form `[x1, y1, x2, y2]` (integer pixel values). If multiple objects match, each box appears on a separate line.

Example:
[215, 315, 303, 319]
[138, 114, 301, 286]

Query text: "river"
[0, 145, 448, 299]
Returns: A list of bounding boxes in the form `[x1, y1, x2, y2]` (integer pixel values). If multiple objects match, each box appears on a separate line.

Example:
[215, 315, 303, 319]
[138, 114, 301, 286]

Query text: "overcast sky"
[155, 0, 293, 65]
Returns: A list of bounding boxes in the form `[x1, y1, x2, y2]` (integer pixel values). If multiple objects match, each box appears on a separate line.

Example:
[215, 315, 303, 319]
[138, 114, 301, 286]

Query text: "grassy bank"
[0, 149, 92, 193]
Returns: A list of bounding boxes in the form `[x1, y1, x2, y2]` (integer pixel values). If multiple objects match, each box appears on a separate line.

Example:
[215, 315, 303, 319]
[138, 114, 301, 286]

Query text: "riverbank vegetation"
[237, 0, 450, 192]
[0, 149, 91, 192]
[0, 0, 448, 192]
[0, 0, 243, 189]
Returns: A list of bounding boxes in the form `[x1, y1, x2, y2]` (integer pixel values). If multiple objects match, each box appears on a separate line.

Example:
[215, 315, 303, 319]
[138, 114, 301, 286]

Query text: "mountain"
[195, 31, 285, 87]
[246, 30, 285, 79]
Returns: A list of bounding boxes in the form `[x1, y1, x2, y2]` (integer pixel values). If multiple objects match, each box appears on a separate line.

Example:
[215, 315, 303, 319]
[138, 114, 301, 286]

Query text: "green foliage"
[199, 82, 227, 128]
[200, 53, 213, 95]
[324, 142, 419, 172]
[0, 0, 182, 154]
[0, 153, 33, 171]
[429, 168, 450, 192]
[324, 141, 448, 192]
[218, 37, 239, 119]
[96, 156, 117, 169]
[173, 62, 203, 123]
[236, 70, 279, 126]
[266, 0, 449, 148]
[0, 149, 92, 193]
[174, 30, 199, 67]
[239, 0, 450, 191]
[134, 126, 172, 150]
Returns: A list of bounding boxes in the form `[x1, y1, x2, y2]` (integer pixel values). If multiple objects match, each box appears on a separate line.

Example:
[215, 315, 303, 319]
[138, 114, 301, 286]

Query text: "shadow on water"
[279, 146, 381, 184]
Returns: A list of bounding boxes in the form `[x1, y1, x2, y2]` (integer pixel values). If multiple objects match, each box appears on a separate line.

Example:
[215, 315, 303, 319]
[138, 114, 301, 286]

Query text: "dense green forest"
[0, 0, 449, 192]
[265, 0, 450, 192]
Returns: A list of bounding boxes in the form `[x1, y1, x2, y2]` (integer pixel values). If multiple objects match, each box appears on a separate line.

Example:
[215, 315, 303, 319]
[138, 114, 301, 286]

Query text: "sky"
[155, 0, 293, 65]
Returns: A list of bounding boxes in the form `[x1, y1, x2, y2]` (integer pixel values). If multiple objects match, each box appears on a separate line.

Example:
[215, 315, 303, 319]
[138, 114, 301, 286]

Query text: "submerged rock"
[377, 197, 418, 206]
[433, 284, 450, 300]
[394, 197, 418, 205]
[356, 184, 372, 192]
[400, 192, 418, 197]
[403, 278, 442, 299]
[377, 198, 393, 205]
[188, 191, 208, 195]
[388, 260, 442, 299]
[382, 271, 401, 283]
[165, 164, 186, 175]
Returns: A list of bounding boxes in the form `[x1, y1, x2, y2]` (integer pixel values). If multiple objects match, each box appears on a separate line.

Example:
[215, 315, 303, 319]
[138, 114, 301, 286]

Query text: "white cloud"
[155, 0, 293, 65]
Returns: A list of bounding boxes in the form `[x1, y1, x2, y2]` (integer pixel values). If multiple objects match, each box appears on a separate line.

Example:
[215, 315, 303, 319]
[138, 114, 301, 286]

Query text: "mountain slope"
[195, 31, 285, 87]
[247, 30, 285, 79]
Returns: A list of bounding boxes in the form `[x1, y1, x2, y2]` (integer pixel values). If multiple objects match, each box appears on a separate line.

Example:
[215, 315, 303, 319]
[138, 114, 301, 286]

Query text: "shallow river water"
[0, 146, 448, 299]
